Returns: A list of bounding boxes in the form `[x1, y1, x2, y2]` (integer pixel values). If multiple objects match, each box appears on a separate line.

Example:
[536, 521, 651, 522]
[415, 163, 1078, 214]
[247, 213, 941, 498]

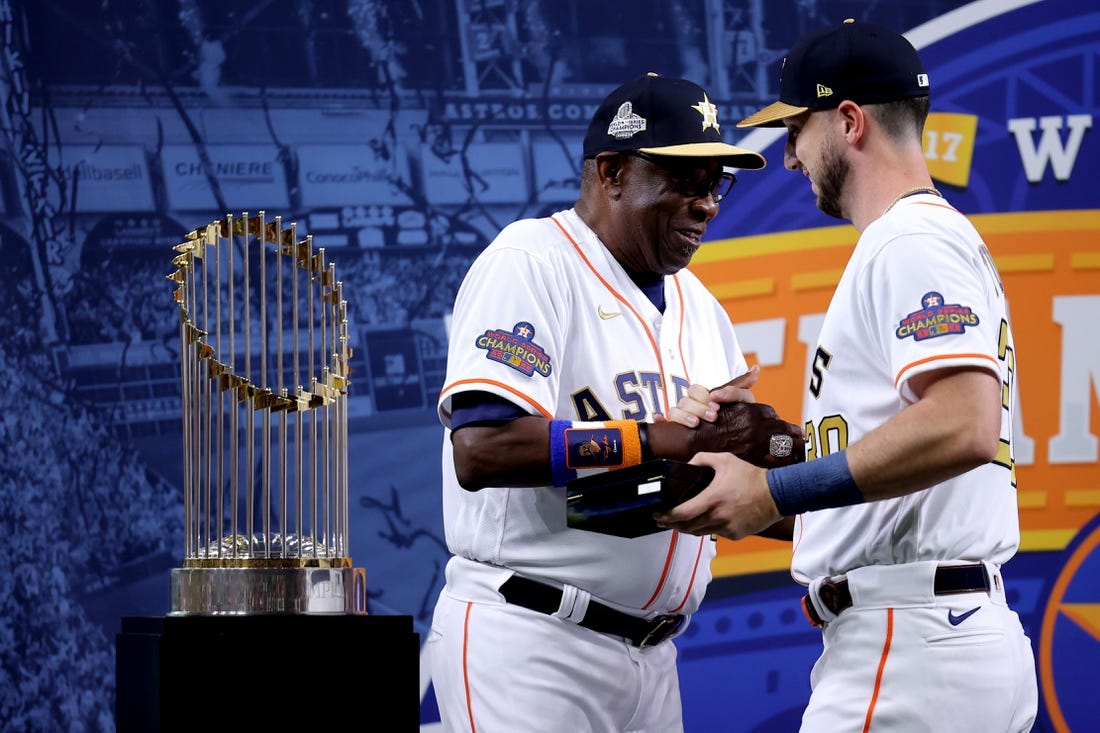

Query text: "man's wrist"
[640, 420, 694, 462]
[766, 450, 864, 516]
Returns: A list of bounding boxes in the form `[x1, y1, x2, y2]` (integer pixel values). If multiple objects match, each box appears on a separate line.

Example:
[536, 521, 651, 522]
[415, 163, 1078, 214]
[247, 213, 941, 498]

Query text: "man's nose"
[691, 194, 720, 220]
[783, 146, 799, 171]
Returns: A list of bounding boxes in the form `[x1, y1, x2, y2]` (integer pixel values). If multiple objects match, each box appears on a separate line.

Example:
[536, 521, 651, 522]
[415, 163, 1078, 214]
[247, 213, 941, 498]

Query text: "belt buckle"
[639, 614, 684, 648]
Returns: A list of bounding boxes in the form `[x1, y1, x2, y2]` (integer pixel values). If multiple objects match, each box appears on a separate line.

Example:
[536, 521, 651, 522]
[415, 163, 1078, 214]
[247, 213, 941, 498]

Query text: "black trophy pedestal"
[116, 614, 419, 732]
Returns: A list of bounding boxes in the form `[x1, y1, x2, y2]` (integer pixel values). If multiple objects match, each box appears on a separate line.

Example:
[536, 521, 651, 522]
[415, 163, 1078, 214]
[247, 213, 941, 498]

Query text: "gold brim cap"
[584, 72, 767, 170]
[737, 101, 809, 128]
[636, 141, 765, 169]
[737, 20, 928, 129]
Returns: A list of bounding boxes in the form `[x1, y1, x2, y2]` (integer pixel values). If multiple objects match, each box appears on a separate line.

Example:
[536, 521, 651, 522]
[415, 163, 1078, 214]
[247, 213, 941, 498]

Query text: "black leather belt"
[499, 575, 685, 648]
[802, 563, 990, 628]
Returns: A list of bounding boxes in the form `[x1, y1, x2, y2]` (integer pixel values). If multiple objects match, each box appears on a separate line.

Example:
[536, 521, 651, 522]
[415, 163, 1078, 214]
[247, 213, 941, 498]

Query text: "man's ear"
[595, 153, 623, 185]
[836, 100, 866, 143]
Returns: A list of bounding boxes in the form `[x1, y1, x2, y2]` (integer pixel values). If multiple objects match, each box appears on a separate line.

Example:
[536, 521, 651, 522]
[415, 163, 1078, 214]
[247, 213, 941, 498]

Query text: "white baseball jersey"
[791, 192, 1021, 584]
[437, 207, 748, 613]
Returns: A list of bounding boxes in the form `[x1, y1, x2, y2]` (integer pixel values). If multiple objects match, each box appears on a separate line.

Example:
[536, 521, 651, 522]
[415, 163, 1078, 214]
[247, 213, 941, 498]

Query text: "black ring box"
[566, 459, 714, 538]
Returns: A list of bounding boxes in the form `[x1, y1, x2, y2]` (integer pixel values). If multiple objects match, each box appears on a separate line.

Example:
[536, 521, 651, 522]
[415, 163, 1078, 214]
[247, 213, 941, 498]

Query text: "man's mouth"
[678, 228, 704, 247]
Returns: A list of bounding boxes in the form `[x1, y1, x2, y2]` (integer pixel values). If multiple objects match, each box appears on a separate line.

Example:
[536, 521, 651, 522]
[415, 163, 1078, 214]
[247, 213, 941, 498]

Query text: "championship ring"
[769, 434, 794, 458]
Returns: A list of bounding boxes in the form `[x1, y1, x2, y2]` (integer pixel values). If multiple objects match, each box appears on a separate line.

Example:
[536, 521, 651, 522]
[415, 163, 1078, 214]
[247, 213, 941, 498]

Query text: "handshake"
[692, 399, 805, 468]
[565, 396, 804, 538]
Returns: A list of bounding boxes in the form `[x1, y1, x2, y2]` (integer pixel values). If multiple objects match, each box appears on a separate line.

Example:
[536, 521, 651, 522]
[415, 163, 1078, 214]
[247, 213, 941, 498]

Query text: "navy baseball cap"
[583, 72, 765, 169]
[738, 19, 929, 128]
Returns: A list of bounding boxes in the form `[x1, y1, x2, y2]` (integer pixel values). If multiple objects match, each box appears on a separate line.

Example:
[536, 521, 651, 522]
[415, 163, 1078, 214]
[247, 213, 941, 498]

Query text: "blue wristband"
[766, 451, 864, 516]
[549, 420, 577, 487]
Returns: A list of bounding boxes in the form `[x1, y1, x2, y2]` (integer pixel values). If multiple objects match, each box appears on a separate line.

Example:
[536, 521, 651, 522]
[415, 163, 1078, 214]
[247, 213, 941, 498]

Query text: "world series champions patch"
[895, 291, 979, 342]
[476, 321, 552, 377]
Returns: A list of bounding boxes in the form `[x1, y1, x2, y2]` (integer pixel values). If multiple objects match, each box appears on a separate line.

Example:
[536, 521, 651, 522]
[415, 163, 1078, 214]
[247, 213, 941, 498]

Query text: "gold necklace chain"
[882, 186, 942, 218]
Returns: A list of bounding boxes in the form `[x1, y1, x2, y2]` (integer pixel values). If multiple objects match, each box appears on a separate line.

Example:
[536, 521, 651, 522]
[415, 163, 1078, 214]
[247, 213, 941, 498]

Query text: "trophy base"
[119, 614, 420, 731]
[170, 565, 367, 615]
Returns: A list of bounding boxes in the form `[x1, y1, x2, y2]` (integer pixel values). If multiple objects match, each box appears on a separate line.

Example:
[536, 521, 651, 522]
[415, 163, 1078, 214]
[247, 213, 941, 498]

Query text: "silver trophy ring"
[769, 434, 794, 458]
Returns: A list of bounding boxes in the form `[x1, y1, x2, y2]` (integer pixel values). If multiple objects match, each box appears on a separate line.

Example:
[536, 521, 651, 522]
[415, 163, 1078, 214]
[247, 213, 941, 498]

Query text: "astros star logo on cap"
[691, 94, 721, 133]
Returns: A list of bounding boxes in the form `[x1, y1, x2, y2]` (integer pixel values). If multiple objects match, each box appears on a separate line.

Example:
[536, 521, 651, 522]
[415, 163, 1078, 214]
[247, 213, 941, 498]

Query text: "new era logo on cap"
[583, 72, 765, 169]
[738, 19, 929, 128]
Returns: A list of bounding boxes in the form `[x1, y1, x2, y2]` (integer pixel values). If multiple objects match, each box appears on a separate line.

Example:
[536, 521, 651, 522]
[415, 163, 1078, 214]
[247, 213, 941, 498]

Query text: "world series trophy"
[167, 212, 366, 615]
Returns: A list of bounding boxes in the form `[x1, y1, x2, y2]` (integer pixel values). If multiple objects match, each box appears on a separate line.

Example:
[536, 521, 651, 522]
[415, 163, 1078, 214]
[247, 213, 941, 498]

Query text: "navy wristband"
[637, 422, 654, 462]
[766, 450, 864, 516]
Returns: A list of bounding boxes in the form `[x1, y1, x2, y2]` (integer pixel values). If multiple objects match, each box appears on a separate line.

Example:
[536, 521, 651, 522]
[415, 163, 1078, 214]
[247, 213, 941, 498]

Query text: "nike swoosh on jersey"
[948, 606, 981, 626]
[598, 306, 622, 320]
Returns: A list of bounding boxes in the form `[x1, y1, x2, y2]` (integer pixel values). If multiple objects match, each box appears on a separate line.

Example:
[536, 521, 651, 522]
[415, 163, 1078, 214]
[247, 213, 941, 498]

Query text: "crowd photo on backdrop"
[426, 72, 806, 732]
[657, 19, 1039, 733]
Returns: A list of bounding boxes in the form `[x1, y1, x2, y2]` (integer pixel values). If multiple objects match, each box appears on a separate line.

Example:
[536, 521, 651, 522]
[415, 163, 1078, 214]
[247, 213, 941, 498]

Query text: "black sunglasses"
[622, 150, 737, 202]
